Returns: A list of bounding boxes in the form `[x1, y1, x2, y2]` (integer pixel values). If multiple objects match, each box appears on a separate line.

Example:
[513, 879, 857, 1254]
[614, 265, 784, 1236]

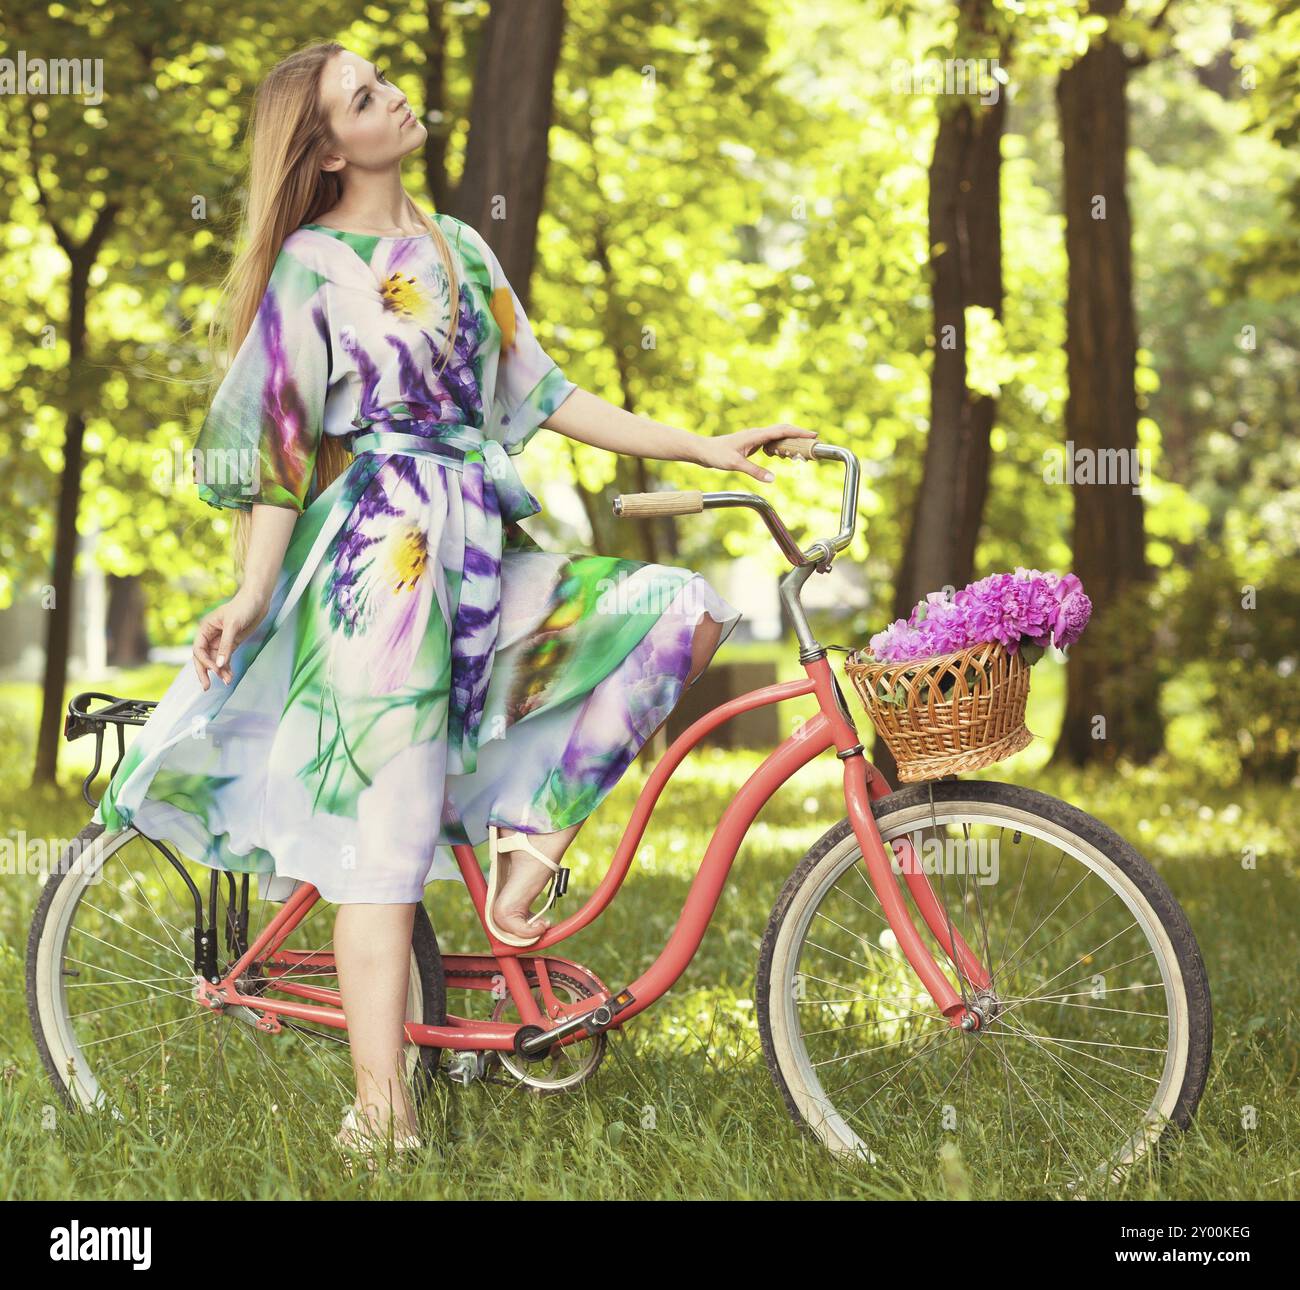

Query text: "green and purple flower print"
[93, 213, 742, 903]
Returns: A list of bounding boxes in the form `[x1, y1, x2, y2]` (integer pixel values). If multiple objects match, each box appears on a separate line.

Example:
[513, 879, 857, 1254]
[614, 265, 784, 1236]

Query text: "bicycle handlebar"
[760, 435, 820, 462]
[612, 435, 859, 571]
[614, 490, 704, 517]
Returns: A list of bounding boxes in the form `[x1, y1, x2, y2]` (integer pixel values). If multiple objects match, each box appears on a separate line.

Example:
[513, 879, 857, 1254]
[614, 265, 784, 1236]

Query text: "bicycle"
[27, 435, 1212, 1194]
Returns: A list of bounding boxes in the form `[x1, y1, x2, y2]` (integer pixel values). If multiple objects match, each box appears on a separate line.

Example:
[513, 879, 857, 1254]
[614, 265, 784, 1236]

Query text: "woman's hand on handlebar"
[694, 423, 818, 483]
[192, 590, 271, 690]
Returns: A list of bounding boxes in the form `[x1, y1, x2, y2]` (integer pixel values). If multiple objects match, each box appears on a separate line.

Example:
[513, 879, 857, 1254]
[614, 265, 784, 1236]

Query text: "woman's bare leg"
[491, 614, 724, 938]
[334, 902, 420, 1137]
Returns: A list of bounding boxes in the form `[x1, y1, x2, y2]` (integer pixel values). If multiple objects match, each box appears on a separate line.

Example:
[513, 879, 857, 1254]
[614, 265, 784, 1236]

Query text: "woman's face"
[318, 49, 427, 172]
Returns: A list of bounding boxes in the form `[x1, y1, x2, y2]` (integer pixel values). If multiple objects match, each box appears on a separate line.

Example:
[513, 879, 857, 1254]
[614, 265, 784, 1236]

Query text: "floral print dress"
[93, 212, 741, 903]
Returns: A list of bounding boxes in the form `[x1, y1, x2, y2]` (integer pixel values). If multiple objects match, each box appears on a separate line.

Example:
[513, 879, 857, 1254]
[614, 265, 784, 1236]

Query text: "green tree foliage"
[0, 0, 1295, 783]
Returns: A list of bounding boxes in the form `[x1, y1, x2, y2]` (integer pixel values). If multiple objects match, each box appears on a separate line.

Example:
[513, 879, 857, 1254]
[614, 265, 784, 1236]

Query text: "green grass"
[0, 658, 1296, 1199]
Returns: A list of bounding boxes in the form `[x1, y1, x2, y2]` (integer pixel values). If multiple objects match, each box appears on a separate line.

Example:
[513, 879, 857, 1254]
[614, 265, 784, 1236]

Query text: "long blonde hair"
[205, 40, 461, 574]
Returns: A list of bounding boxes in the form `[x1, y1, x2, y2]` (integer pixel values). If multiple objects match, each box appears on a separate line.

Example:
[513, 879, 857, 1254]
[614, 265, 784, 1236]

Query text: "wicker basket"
[843, 639, 1034, 782]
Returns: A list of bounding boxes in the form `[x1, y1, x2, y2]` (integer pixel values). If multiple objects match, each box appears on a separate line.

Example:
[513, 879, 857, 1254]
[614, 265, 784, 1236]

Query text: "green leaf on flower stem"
[1018, 643, 1045, 668]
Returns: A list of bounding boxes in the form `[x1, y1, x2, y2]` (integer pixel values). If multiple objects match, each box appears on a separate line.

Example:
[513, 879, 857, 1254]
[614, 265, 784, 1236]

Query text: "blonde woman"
[93, 40, 814, 1163]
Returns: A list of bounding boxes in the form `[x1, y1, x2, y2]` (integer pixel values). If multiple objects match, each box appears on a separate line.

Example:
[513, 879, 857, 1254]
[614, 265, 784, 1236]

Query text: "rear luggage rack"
[64, 691, 158, 808]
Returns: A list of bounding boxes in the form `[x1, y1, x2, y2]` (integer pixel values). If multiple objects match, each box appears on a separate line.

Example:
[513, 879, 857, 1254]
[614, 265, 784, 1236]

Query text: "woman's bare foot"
[488, 822, 585, 941]
[342, 1095, 419, 1143]
[491, 843, 559, 939]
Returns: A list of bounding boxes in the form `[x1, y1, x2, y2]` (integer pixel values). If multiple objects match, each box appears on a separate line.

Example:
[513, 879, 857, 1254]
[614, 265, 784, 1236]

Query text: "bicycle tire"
[755, 780, 1212, 1191]
[26, 821, 447, 1114]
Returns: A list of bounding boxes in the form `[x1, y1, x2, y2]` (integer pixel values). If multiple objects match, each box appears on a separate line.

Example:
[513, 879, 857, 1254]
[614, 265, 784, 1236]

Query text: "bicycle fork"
[846, 760, 992, 1027]
[808, 655, 992, 1030]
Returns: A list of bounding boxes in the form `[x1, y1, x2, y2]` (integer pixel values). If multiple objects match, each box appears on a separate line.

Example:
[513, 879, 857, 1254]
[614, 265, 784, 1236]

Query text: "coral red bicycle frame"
[196, 653, 990, 1050]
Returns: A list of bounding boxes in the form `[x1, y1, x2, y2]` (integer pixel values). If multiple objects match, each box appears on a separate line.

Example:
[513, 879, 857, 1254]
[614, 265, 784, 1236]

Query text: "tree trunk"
[445, 2, 670, 568]
[876, 0, 1008, 785]
[1052, 0, 1163, 766]
[421, 0, 454, 215]
[34, 199, 117, 784]
[35, 405, 87, 785]
[454, 0, 568, 302]
[106, 576, 151, 667]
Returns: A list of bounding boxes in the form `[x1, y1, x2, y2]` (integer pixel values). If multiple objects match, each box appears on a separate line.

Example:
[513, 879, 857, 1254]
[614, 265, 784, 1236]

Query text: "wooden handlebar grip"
[761, 436, 819, 461]
[615, 491, 705, 517]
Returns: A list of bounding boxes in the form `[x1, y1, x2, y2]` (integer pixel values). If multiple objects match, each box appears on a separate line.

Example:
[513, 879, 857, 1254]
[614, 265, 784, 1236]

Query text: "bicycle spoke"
[112, 874, 192, 962]
[995, 865, 1096, 981]
[996, 986, 1166, 1015]
[792, 969, 946, 1020]
[776, 799, 1186, 1190]
[67, 924, 182, 982]
[997, 1045, 1088, 1183]
[996, 1013, 1153, 1119]
[32, 833, 393, 1135]
[997, 890, 1123, 986]
[998, 943, 1157, 1022]
[993, 833, 1036, 984]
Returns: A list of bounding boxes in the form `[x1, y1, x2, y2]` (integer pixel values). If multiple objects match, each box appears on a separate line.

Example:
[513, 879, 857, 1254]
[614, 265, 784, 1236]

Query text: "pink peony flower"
[870, 569, 1091, 664]
[1050, 574, 1092, 647]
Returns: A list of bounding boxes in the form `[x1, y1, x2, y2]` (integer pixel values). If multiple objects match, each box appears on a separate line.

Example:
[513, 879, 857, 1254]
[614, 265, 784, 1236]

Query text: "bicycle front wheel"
[756, 780, 1212, 1195]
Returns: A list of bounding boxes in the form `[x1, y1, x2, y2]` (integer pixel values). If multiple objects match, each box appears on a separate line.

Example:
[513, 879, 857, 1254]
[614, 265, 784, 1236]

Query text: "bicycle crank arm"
[516, 988, 636, 1058]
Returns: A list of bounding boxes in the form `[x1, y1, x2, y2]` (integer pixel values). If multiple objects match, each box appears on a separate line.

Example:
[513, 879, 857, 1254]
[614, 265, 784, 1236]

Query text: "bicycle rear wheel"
[26, 822, 446, 1129]
[756, 780, 1212, 1196]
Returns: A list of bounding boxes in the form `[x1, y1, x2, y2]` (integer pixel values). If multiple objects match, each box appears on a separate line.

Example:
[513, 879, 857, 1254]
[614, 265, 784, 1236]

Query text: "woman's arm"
[541, 386, 817, 484]
[192, 502, 298, 689]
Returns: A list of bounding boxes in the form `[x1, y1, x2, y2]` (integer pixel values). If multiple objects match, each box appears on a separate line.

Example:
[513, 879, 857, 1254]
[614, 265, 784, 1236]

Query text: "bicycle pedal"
[444, 1051, 490, 1086]
[579, 987, 635, 1036]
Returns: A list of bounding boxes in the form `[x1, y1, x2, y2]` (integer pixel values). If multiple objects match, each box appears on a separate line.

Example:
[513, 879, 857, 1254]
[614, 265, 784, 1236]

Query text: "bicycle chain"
[449, 969, 601, 1088]
[233, 965, 600, 1087]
